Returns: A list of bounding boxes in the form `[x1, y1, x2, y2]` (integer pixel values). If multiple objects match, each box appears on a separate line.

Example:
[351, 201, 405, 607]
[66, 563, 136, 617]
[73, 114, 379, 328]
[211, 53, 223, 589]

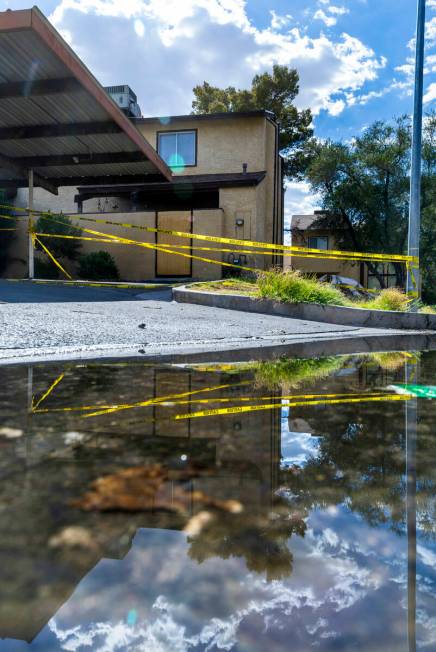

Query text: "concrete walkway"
[0, 281, 433, 364]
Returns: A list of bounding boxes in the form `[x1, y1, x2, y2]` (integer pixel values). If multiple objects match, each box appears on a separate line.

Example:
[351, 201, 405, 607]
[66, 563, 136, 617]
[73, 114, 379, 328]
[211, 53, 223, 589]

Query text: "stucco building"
[284, 212, 397, 290]
[9, 109, 284, 281]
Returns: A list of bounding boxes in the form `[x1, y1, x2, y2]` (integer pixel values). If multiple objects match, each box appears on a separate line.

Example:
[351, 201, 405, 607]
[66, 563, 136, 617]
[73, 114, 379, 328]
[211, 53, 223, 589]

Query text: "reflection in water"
[0, 351, 434, 651]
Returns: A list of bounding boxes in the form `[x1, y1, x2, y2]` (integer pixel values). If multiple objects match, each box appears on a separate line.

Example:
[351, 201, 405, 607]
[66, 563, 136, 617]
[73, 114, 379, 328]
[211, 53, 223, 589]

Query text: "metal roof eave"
[0, 7, 173, 192]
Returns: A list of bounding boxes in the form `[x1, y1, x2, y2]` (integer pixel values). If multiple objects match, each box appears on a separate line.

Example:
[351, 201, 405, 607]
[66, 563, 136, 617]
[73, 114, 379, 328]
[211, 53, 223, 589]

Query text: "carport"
[0, 6, 172, 276]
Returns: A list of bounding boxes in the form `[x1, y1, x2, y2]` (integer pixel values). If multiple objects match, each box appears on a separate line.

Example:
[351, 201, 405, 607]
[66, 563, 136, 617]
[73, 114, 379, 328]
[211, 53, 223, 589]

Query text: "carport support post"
[28, 168, 34, 279]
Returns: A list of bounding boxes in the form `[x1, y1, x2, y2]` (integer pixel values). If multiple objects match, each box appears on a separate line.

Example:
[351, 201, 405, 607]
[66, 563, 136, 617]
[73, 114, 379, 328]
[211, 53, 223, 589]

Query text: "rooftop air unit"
[104, 85, 142, 118]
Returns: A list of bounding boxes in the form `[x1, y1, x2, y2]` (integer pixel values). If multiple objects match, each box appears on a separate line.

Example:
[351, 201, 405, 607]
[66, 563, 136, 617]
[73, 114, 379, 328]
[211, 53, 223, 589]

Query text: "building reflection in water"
[0, 352, 433, 649]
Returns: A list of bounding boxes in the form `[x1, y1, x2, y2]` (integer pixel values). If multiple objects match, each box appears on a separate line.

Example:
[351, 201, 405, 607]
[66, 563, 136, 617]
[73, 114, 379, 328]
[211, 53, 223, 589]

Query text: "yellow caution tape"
[75, 214, 418, 263]
[37, 219, 260, 274]
[34, 236, 72, 280]
[174, 393, 412, 420]
[32, 379, 250, 416]
[138, 390, 394, 410]
[0, 205, 417, 265]
[33, 280, 163, 289]
[0, 213, 21, 220]
[35, 232, 124, 245]
[32, 372, 65, 410]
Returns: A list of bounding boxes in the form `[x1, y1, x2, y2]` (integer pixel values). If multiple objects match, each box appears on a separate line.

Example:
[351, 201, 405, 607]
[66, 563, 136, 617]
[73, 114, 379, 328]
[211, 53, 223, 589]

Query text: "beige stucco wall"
[4, 209, 229, 282]
[4, 115, 282, 281]
[137, 116, 267, 177]
[4, 185, 275, 281]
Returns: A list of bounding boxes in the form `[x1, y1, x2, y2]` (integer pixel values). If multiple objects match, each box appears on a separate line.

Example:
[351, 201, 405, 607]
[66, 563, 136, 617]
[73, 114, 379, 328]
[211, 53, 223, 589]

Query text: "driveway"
[0, 280, 429, 364]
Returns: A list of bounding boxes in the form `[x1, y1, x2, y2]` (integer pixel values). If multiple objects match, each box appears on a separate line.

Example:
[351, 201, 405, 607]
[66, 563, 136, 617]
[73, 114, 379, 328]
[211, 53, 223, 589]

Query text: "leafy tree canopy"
[303, 112, 436, 298]
[192, 65, 313, 178]
[35, 213, 82, 262]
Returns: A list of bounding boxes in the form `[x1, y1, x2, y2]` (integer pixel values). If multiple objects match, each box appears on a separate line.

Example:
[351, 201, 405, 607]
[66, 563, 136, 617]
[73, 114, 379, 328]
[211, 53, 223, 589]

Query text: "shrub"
[355, 288, 409, 312]
[257, 269, 348, 306]
[419, 305, 436, 314]
[34, 258, 59, 279]
[35, 213, 82, 261]
[78, 251, 119, 281]
[254, 356, 346, 391]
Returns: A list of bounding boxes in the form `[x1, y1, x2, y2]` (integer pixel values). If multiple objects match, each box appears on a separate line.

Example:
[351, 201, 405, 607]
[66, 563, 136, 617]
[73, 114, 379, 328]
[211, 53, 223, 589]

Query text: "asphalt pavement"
[0, 280, 429, 364]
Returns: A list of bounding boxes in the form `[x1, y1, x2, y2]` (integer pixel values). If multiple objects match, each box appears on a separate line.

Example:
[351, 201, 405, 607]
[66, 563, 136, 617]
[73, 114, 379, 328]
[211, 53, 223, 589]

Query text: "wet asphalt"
[0, 280, 421, 364]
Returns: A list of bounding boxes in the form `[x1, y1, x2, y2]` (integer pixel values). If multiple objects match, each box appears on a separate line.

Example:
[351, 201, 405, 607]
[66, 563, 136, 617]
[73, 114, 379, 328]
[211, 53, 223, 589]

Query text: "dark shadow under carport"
[0, 280, 172, 304]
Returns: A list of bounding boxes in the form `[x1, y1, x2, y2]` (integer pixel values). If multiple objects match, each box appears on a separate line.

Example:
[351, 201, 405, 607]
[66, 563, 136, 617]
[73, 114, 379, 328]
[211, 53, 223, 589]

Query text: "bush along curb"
[172, 286, 436, 331]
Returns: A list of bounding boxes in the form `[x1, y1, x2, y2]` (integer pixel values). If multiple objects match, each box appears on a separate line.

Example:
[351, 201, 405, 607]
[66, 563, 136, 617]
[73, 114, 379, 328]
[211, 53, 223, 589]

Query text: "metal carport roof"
[0, 6, 172, 195]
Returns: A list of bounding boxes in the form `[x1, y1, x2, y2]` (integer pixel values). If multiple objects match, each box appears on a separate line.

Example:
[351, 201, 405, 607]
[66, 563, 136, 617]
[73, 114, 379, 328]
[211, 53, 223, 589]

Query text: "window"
[368, 263, 398, 290]
[308, 236, 328, 250]
[157, 130, 197, 167]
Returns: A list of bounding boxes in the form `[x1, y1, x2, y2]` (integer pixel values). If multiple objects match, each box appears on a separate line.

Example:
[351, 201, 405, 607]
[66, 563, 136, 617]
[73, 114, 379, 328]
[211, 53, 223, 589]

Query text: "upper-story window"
[308, 236, 329, 250]
[157, 130, 197, 168]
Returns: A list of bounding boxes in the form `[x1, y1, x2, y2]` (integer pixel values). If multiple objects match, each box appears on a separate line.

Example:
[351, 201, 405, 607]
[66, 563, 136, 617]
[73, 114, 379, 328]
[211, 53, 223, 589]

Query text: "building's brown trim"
[0, 7, 32, 30]
[134, 110, 275, 125]
[0, 7, 172, 181]
[156, 128, 198, 168]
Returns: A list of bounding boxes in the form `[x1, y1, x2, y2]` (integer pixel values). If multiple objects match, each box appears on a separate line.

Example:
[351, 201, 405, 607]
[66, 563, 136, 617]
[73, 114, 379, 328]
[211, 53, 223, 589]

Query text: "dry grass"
[188, 273, 436, 314]
[189, 278, 257, 295]
[354, 288, 410, 312]
[257, 269, 349, 306]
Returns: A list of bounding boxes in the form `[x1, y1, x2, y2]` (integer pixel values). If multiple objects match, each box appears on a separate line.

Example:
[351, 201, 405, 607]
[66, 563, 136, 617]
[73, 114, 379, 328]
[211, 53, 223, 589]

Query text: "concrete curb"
[173, 286, 436, 331]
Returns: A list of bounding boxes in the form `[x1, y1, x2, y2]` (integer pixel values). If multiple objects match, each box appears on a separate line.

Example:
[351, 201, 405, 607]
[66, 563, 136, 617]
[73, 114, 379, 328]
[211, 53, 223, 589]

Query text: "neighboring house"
[10, 101, 284, 282]
[284, 212, 398, 290]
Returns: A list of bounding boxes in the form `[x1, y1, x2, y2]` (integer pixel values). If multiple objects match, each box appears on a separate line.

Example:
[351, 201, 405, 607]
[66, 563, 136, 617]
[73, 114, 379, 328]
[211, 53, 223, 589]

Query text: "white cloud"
[395, 12, 436, 94]
[133, 18, 144, 37]
[328, 6, 349, 17]
[270, 10, 293, 31]
[314, 9, 337, 27]
[48, 0, 386, 118]
[284, 181, 320, 230]
[314, 3, 349, 26]
[424, 82, 436, 104]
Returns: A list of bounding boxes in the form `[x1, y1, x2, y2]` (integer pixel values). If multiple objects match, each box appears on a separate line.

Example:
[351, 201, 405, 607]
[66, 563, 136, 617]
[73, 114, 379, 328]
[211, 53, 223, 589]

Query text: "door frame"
[155, 209, 193, 278]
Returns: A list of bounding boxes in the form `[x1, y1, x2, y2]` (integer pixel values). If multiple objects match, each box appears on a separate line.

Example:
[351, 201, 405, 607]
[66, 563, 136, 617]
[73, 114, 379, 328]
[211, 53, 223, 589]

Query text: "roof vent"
[104, 84, 142, 118]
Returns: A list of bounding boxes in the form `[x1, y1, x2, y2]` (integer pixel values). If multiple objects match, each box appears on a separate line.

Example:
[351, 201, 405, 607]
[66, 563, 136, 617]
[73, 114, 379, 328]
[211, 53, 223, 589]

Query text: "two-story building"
[284, 212, 398, 290]
[9, 106, 284, 282]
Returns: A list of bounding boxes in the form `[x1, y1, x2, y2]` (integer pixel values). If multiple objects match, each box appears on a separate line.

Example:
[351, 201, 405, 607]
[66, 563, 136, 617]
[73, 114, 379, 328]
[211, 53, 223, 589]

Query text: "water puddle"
[0, 350, 434, 651]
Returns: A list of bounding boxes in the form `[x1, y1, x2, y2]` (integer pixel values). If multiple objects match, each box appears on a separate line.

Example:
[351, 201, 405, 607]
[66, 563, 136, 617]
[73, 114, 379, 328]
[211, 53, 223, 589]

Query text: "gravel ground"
[0, 281, 428, 364]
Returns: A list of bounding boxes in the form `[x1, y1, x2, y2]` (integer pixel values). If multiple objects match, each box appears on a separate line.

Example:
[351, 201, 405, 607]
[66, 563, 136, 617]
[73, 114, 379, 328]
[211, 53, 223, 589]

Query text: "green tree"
[35, 213, 82, 262]
[192, 65, 313, 178]
[421, 113, 436, 303]
[303, 113, 436, 296]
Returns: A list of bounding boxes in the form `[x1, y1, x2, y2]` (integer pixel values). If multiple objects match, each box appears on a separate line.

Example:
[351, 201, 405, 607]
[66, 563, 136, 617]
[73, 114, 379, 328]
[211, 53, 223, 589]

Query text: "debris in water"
[72, 464, 243, 515]
[49, 526, 98, 551]
[0, 427, 23, 439]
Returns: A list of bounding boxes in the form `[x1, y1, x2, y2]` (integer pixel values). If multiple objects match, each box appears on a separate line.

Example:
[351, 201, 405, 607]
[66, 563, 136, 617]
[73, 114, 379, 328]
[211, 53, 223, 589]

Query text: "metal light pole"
[405, 358, 418, 652]
[406, 0, 426, 305]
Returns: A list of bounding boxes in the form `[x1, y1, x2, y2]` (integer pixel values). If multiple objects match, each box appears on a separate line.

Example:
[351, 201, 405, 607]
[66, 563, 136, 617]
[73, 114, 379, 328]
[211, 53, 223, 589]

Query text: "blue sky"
[4, 0, 436, 218]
